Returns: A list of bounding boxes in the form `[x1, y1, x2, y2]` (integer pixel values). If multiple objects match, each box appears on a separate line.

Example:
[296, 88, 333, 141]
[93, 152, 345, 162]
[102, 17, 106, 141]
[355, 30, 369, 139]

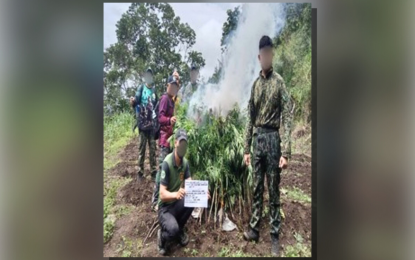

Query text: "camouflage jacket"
[243, 67, 293, 158]
[179, 82, 198, 104]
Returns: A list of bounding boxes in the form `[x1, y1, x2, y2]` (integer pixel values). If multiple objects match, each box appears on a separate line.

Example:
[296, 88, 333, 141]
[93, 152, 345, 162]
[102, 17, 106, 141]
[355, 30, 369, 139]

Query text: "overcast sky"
[104, 3, 241, 80]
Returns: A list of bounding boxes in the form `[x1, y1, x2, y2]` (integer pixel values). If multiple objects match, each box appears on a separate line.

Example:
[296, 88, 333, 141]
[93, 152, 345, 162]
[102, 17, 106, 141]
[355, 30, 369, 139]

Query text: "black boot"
[243, 227, 259, 242]
[178, 228, 189, 246]
[157, 229, 167, 255]
[271, 234, 279, 256]
[137, 172, 144, 182]
[151, 198, 158, 212]
[151, 170, 157, 181]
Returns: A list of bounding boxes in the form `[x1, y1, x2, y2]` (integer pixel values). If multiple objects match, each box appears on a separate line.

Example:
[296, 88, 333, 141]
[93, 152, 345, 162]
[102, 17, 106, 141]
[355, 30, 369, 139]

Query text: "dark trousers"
[138, 129, 157, 177]
[249, 131, 282, 237]
[158, 199, 194, 241]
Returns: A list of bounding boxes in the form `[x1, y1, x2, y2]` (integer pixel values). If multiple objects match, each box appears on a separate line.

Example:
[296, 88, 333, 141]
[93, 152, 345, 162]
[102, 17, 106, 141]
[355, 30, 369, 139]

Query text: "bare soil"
[104, 136, 312, 257]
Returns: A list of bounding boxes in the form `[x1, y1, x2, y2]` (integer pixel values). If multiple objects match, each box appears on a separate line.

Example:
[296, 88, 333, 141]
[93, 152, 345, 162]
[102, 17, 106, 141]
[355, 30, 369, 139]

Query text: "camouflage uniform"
[135, 84, 158, 179]
[137, 124, 158, 178]
[179, 82, 198, 104]
[244, 67, 293, 238]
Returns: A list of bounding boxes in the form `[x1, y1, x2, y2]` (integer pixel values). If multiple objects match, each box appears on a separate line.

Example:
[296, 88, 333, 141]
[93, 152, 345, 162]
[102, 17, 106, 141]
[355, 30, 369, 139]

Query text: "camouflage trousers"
[249, 129, 282, 237]
[137, 129, 157, 178]
[152, 146, 172, 205]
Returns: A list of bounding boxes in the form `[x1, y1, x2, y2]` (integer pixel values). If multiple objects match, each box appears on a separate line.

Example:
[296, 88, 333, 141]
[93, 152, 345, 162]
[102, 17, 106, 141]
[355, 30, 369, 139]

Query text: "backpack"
[153, 101, 161, 140]
[136, 87, 161, 140]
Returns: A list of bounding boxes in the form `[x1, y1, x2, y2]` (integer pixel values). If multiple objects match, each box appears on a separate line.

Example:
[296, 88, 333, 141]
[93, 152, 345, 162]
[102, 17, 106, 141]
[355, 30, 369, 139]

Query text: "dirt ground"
[104, 136, 312, 257]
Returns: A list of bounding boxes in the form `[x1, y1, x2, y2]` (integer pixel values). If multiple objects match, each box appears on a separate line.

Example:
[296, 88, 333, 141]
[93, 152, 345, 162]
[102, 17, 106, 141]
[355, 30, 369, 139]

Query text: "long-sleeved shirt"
[158, 93, 175, 148]
[244, 67, 293, 158]
[178, 82, 198, 104]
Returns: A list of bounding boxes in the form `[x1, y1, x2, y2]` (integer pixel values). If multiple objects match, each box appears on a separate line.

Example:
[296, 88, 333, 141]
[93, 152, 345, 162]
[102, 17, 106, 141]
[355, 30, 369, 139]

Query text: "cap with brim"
[146, 68, 153, 74]
[175, 128, 188, 142]
[167, 75, 179, 85]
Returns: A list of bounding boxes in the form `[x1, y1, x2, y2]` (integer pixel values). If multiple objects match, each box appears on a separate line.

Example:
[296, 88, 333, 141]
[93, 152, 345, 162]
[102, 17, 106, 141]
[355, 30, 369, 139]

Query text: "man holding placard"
[157, 129, 210, 255]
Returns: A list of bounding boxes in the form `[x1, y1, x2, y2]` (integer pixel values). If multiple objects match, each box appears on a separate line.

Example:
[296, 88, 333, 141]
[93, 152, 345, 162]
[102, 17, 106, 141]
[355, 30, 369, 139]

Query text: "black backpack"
[153, 101, 161, 140]
[137, 94, 161, 140]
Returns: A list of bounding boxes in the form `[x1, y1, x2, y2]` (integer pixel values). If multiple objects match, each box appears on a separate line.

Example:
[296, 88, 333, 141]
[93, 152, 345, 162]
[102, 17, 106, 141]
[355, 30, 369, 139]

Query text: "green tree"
[274, 3, 312, 123]
[208, 61, 223, 84]
[104, 3, 206, 113]
[221, 7, 240, 53]
[208, 6, 240, 84]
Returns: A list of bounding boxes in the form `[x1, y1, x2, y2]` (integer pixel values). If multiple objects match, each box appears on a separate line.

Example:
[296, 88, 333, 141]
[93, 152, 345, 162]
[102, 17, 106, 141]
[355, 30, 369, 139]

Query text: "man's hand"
[207, 190, 211, 200]
[170, 116, 177, 125]
[279, 156, 288, 169]
[175, 188, 186, 200]
[129, 96, 135, 106]
[173, 71, 181, 86]
[244, 153, 251, 166]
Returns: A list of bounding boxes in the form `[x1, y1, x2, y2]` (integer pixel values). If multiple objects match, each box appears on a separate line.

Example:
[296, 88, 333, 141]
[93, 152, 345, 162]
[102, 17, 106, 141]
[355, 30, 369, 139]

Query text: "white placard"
[184, 180, 208, 208]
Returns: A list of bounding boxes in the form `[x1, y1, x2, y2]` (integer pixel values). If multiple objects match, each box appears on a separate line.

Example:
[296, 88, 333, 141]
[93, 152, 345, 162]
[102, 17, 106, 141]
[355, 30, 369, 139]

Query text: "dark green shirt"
[159, 151, 191, 206]
[244, 67, 294, 158]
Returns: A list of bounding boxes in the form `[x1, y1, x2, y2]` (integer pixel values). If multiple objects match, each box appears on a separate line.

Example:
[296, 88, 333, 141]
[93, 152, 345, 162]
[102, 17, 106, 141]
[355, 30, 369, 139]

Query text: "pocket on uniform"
[265, 132, 279, 156]
[270, 88, 279, 104]
[275, 131, 281, 144]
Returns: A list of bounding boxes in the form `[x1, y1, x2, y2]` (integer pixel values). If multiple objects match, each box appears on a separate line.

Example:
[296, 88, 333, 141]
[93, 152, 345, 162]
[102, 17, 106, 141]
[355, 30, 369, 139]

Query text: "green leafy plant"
[282, 243, 311, 257]
[104, 217, 115, 243]
[219, 247, 231, 257]
[285, 186, 311, 204]
[104, 112, 136, 243]
[171, 103, 253, 223]
[191, 249, 199, 256]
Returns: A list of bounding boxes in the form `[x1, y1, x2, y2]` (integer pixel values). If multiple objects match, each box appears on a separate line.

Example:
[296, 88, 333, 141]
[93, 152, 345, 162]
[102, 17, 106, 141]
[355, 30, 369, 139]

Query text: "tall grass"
[274, 3, 312, 123]
[104, 112, 135, 243]
[104, 112, 135, 170]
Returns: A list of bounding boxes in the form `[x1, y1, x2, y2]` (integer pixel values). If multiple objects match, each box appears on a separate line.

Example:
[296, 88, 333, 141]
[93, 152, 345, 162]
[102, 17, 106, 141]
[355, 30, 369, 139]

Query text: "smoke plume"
[187, 3, 286, 119]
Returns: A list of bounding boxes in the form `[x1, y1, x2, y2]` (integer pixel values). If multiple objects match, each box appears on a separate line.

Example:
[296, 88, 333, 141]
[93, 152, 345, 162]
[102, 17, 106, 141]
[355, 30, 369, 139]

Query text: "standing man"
[242, 35, 293, 256]
[130, 68, 158, 181]
[151, 71, 181, 211]
[178, 64, 199, 104]
[179, 64, 203, 125]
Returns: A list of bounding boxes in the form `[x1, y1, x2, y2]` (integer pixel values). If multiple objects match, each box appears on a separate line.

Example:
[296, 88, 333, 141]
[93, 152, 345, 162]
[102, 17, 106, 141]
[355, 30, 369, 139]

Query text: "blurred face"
[144, 72, 153, 84]
[190, 70, 199, 83]
[258, 46, 274, 71]
[175, 140, 188, 158]
[167, 82, 179, 96]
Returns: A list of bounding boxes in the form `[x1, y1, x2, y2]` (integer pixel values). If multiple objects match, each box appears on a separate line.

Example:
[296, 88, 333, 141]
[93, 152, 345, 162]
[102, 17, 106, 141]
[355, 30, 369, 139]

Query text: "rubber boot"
[271, 234, 279, 256]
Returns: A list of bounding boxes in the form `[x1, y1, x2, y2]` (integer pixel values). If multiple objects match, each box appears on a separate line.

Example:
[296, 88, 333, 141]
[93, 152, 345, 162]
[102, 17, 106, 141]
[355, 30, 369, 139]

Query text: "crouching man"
[157, 129, 207, 255]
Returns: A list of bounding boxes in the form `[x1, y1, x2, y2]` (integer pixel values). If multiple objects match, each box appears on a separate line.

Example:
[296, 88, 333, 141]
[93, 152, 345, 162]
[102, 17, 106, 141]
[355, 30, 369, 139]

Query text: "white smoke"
[187, 3, 286, 119]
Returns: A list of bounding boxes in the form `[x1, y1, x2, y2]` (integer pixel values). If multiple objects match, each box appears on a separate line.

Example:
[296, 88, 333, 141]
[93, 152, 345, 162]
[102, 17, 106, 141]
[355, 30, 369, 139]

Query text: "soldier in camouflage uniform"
[243, 36, 293, 256]
[130, 68, 158, 182]
[178, 65, 199, 104]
